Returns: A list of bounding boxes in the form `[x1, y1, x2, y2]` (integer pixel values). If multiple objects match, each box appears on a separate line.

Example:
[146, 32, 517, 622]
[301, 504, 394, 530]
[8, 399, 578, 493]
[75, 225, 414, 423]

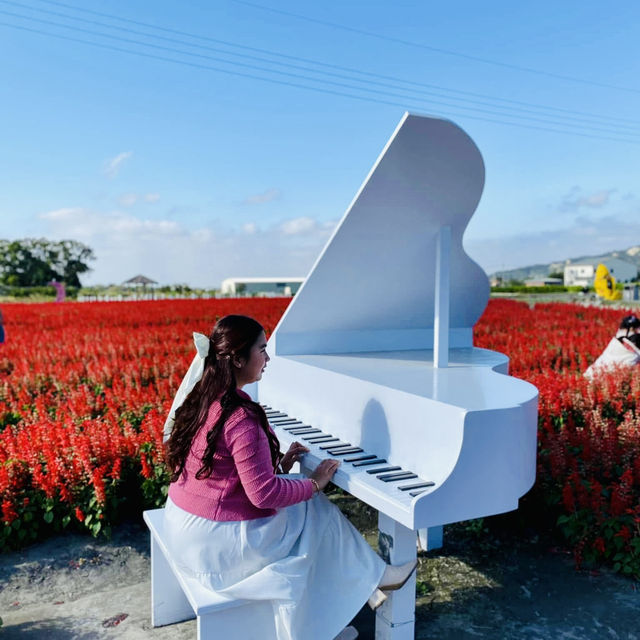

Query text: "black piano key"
[302, 434, 333, 442]
[352, 458, 387, 467]
[398, 481, 435, 491]
[319, 442, 351, 450]
[265, 412, 287, 418]
[410, 490, 427, 497]
[344, 454, 377, 463]
[366, 466, 401, 475]
[282, 424, 310, 431]
[306, 436, 338, 443]
[270, 418, 299, 424]
[288, 428, 321, 435]
[326, 447, 363, 456]
[378, 472, 418, 482]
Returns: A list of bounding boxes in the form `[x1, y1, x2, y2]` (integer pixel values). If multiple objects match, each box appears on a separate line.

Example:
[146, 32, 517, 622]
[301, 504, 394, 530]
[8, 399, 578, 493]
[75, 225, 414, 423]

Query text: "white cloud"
[559, 188, 616, 212]
[40, 207, 79, 221]
[38, 207, 336, 287]
[39, 207, 180, 239]
[279, 217, 317, 235]
[243, 188, 281, 205]
[116, 192, 160, 206]
[103, 151, 133, 178]
[466, 210, 640, 275]
[118, 193, 138, 207]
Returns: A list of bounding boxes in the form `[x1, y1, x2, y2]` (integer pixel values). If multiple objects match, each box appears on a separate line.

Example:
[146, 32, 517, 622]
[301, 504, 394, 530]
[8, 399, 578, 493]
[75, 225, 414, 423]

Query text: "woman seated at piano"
[584, 314, 640, 378]
[162, 314, 416, 640]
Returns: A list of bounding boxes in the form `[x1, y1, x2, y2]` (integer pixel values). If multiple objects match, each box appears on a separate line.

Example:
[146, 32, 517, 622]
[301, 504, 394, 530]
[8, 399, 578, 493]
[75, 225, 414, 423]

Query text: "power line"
[12, 0, 640, 130]
[0, 15, 639, 145]
[231, 0, 640, 96]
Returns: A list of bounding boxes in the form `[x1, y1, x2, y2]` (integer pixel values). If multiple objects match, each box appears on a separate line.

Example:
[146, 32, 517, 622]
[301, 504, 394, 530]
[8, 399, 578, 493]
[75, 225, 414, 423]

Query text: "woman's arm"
[226, 414, 314, 509]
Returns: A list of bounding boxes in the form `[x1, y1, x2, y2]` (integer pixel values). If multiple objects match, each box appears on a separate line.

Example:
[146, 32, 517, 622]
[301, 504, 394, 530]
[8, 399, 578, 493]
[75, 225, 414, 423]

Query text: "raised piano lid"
[270, 111, 490, 356]
[255, 113, 539, 529]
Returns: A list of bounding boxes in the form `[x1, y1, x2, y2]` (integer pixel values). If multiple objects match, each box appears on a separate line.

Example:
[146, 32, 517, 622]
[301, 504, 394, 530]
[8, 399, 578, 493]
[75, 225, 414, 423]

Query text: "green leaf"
[43, 511, 54, 524]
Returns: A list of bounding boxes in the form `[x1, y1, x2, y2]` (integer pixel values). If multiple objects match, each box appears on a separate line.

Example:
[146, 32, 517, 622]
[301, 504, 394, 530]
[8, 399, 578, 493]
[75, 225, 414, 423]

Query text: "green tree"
[0, 238, 95, 287]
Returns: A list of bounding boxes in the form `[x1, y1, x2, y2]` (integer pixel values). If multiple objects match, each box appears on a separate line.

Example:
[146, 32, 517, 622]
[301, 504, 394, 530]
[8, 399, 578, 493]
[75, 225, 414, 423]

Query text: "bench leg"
[375, 513, 416, 640]
[150, 533, 195, 627]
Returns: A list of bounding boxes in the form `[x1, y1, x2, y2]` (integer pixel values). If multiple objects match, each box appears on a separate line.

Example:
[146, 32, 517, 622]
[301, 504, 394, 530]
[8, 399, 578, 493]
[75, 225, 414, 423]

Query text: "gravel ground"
[1, 495, 639, 639]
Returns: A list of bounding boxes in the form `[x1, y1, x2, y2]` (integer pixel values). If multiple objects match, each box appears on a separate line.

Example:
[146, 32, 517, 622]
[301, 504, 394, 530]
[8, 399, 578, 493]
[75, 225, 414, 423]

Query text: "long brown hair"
[165, 315, 280, 482]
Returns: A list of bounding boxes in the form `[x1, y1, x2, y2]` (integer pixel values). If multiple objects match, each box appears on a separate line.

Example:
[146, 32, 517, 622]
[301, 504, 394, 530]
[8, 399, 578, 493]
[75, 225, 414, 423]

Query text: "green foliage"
[0, 285, 79, 299]
[461, 517, 488, 537]
[0, 456, 170, 552]
[557, 510, 640, 577]
[0, 238, 94, 288]
[140, 463, 170, 509]
[491, 285, 573, 294]
[415, 579, 432, 596]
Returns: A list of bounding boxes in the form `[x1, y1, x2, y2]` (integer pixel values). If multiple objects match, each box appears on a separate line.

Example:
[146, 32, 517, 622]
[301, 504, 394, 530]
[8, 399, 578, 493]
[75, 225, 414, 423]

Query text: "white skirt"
[164, 482, 385, 640]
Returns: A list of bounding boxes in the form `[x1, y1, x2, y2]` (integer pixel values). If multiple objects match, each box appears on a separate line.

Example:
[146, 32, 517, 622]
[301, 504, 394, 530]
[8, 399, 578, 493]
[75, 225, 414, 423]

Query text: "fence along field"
[1, 298, 639, 577]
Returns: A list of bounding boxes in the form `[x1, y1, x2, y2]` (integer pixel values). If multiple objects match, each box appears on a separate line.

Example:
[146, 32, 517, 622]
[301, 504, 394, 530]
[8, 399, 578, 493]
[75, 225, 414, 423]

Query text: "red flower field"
[1, 297, 639, 576]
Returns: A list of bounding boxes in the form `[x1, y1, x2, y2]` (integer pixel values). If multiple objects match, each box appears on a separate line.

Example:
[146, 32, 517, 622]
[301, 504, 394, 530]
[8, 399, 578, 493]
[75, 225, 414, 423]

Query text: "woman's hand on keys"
[310, 458, 340, 491]
[280, 441, 310, 474]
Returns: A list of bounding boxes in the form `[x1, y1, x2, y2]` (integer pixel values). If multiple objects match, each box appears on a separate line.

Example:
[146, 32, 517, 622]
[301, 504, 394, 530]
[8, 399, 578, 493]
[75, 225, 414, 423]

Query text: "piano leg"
[375, 513, 417, 640]
[417, 526, 443, 551]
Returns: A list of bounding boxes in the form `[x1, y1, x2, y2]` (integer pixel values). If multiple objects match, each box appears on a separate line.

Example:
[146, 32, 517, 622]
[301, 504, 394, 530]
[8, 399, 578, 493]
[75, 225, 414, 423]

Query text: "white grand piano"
[251, 113, 538, 640]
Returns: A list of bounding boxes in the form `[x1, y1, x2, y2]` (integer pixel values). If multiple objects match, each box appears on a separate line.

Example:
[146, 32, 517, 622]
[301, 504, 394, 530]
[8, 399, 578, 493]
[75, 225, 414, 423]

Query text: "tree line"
[0, 238, 94, 288]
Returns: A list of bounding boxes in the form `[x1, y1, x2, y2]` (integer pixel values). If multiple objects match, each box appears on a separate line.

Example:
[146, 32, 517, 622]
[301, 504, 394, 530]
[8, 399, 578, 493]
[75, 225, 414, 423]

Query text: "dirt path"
[1, 503, 639, 639]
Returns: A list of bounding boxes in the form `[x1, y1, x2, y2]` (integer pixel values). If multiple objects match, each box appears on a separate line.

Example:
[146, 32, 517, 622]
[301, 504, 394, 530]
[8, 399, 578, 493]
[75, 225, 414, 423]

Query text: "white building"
[220, 277, 304, 296]
[564, 258, 637, 287]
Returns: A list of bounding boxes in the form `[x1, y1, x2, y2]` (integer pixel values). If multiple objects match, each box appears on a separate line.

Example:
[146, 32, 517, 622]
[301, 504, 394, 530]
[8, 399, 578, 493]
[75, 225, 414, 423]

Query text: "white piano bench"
[143, 508, 277, 640]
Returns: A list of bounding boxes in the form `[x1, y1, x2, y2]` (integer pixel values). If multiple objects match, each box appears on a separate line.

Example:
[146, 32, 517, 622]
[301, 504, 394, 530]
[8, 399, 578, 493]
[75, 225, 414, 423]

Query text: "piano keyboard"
[263, 406, 436, 523]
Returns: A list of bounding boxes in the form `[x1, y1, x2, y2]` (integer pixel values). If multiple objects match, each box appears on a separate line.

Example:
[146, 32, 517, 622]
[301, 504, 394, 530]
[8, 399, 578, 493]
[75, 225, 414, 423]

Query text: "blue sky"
[1, 0, 639, 287]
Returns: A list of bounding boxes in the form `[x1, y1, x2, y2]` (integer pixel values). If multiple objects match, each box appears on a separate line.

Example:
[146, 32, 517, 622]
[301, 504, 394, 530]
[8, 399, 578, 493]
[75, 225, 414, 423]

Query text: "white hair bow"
[163, 332, 210, 442]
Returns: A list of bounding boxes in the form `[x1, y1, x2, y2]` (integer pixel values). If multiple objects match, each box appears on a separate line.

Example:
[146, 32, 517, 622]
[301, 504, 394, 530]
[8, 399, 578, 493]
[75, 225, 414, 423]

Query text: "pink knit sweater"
[168, 391, 314, 521]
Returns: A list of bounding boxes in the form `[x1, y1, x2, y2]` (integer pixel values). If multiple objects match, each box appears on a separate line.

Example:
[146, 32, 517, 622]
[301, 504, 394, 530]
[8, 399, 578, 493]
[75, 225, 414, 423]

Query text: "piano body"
[251, 113, 538, 639]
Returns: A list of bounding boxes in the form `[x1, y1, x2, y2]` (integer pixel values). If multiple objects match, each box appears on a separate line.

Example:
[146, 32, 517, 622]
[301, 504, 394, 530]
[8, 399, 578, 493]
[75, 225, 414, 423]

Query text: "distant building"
[220, 277, 304, 296]
[524, 277, 563, 287]
[564, 258, 637, 287]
